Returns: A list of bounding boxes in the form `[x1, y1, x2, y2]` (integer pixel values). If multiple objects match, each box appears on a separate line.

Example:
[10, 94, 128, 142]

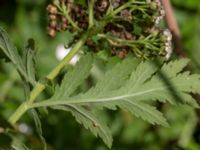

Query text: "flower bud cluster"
[47, 0, 88, 37]
[46, 0, 173, 60]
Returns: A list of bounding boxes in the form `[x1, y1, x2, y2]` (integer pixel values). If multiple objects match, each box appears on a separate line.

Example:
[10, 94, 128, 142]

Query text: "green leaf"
[0, 27, 35, 85]
[0, 114, 13, 129]
[49, 54, 113, 147]
[0, 133, 12, 149]
[32, 58, 200, 148]
[160, 58, 190, 78]
[52, 105, 113, 148]
[23, 39, 37, 83]
[82, 58, 139, 98]
[0, 27, 25, 76]
[31, 109, 46, 150]
[11, 136, 30, 150]
[49, 56, 138, 148]
[51, 54, 93, 100]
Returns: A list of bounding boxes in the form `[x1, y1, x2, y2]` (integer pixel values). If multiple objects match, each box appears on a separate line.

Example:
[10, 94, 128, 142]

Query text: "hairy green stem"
[9, 102, 29, 125]
[8, 31, 90, 125]
[89, 0, 95, 28]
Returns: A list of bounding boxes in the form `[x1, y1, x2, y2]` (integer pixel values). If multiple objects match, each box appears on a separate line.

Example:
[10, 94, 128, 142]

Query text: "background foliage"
[0, 0, 200, 149]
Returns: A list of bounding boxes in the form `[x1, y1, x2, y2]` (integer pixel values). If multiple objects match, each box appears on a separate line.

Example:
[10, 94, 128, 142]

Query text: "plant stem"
[89, 0, 95, 28]
[9, 102, 29, 125]
[8, 31, 90, 125]
[63, 10, 81, 31]
[107, 0, 134, 18]
[97, 34, 147, 45]
[58, 2, 82, 31]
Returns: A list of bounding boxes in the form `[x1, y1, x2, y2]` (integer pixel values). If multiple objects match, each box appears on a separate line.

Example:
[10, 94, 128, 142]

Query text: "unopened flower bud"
[47, 4, 57, 14]
[49, 14, 57, 20]
[67, 0, 74, 4]
[150, 2, 157, 10]
[61, 16, 67, 23]
[151, 28, 160, 36]
[74, 5, 81, 13]
[125, 32, 133, 40]
[97, 0, 109, 12]
[49, 20, 57, 28]
[56, 26, 62, 32]
[48, 28, 56, 37]
[61, 24, 68, 30]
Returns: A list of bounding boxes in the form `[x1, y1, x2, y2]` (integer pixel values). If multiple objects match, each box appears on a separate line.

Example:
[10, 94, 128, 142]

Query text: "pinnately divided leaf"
[48, 54, 113, 148]
[32, 57, 200, 148]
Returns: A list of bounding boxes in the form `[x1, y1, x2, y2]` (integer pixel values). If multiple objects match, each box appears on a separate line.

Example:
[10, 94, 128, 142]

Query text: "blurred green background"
[0, 0, 200, 149]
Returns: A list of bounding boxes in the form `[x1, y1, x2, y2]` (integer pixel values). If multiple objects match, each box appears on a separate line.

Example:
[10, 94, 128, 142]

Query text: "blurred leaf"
[0, 133, 12, 150]
[76, 0, 87, 6]
[0, 115, 13, 129]
[172, 0, 200, 10]
[0, 27, 25, 70]
[0, 27, 35, 85]
[190, 11, 200, 71]
[11, 136, 30, 150]
[31, 109, 46, 150]
[23, 39, 36, 82]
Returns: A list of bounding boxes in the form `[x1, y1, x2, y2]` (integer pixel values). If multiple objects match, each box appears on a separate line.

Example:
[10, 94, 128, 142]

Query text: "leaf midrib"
[31, 82, 187, 108]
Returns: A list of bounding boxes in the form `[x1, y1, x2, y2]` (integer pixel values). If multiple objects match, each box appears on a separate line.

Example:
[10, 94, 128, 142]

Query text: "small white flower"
[165, 42, 171, 47]
[154, 0, 161, 7]
[159, 7, 165, 17]
[55, 45, 80, 65]
[162, 29, 173, 60]
[165, 46, 172, 60]
[155, 16, 162, 25]
[163, 29, 172, 41]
